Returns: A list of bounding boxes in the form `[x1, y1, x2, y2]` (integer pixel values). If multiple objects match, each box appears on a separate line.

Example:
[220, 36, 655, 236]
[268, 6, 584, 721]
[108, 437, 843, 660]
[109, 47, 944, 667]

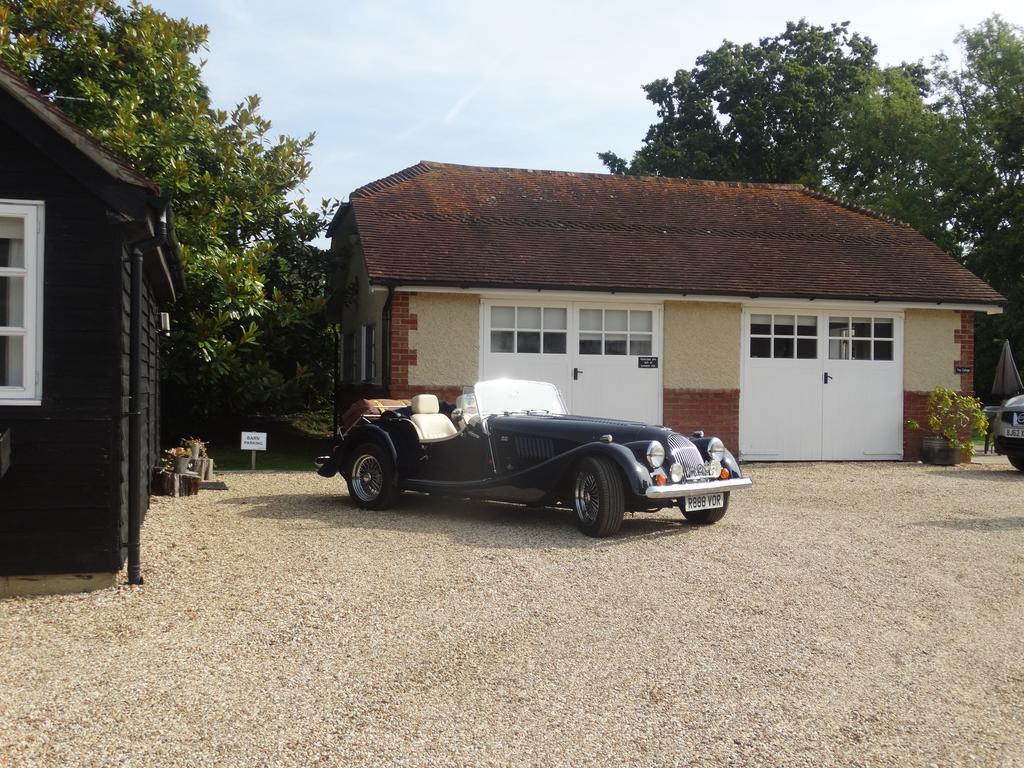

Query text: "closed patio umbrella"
[992, 339, 1023, 398]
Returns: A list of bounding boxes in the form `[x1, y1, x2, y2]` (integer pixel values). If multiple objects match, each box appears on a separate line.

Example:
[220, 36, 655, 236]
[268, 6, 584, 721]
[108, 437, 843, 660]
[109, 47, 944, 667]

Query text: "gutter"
[373, 282, 1005, 315]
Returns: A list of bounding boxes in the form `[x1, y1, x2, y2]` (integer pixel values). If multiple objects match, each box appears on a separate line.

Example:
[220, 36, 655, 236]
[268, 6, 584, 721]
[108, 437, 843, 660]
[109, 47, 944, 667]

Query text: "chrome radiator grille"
[667, 433, 706, 478]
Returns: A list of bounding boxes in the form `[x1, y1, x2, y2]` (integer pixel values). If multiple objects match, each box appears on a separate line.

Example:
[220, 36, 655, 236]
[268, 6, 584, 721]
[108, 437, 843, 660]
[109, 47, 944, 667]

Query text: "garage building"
[327, 161, 1004, 461]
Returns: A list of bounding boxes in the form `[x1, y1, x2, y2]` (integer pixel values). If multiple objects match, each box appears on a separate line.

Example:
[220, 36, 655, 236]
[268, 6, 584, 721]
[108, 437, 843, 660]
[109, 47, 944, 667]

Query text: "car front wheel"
[571, 456, 625, 537]
[681, 492, 730, 525]
[1009, 455, 1024, 472]
[346, 443, 400, 509]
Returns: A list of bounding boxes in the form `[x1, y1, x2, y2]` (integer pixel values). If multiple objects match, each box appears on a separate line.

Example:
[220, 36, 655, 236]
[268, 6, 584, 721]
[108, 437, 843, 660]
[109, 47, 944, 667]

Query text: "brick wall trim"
[663, 388, 740, 450]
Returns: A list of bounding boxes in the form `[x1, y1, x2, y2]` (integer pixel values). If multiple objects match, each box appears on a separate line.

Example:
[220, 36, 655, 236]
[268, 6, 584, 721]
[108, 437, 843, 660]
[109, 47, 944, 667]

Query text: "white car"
[992, 394, 1024, 471]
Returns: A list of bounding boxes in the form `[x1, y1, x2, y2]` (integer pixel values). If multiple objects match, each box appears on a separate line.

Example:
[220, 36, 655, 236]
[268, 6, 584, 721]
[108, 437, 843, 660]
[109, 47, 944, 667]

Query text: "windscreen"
[471, 379, 567, 418]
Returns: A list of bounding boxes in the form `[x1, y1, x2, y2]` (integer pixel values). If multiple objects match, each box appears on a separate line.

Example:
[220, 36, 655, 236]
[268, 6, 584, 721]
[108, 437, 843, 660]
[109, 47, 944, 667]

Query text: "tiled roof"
[348, 161, 1004, 307]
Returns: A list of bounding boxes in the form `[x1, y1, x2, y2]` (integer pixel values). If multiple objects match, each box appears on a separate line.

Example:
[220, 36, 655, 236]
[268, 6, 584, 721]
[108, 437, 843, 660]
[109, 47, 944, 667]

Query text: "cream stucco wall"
[408, 293, 481, 385]
[664, 301, 742, 389]
[904, 309, 961, 391]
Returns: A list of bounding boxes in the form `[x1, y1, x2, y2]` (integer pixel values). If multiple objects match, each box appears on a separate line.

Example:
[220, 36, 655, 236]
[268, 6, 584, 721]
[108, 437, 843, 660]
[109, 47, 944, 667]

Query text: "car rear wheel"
[346, 443, 400, 509]
[1008, 454, 1024, 472]
[571, 456, 624, 537]
[681, 492, 730, 525]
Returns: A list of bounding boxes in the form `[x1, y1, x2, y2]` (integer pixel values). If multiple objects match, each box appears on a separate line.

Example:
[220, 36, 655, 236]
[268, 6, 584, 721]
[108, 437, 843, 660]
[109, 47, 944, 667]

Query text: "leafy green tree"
[932, 16, 1024, 393]
[603, 16, 1024, 396]
[0, 0, 335, 415]
[600, 20, 878, 185]
[825, 63, 956, 253]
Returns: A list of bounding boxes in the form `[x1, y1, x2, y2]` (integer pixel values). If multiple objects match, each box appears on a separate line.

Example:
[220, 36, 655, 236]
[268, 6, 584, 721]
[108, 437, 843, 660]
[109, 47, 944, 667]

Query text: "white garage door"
[740, 309, 903, 460]
[481, 300, 661, 423]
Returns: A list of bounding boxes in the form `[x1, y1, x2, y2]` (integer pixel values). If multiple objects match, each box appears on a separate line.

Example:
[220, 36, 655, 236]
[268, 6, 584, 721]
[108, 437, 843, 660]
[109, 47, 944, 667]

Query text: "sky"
[154, 0, 1024, 211]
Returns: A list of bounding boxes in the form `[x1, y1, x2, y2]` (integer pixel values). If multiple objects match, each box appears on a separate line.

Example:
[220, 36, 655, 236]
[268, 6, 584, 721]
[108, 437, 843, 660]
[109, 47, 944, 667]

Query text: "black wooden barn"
[0, 64, 183, 595]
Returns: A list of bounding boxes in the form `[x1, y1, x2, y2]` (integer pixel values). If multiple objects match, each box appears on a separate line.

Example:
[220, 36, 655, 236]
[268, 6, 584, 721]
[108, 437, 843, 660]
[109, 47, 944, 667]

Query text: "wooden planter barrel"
[921, 436, 960, 465]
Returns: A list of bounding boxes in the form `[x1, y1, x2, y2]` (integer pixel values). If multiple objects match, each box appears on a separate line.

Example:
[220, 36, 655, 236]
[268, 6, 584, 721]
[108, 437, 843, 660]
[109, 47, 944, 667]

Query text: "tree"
[932, 16, 1024, 393]
[825, 63, 956, 253]
[600, 20, 878, 186]
[602, 16, 1024, 396]
[0, 0, 336, 416]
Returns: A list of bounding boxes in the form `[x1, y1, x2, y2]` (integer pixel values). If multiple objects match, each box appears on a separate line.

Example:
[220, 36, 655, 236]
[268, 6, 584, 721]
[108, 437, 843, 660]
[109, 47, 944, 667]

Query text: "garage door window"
[579, 309, 652, 356]
[749, 314, 817, 359]
[828, 317, 894, 361]
[490, 306, 566, 354]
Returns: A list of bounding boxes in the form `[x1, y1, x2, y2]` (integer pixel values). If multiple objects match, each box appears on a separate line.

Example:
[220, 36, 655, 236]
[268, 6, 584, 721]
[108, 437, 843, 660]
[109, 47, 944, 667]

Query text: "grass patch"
[164, 410, 334, 472]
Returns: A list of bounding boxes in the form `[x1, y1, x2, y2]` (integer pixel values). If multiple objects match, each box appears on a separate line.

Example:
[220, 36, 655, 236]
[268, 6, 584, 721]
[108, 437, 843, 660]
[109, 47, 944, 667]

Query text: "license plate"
[685, 492, 724, 512]
[1006, 427, 1024, 438]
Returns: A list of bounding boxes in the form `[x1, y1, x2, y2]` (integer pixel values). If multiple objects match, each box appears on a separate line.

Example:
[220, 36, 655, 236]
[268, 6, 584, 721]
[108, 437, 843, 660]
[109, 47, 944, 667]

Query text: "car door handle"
[823, 372, 833, 384]
[573, 367, 583, 380]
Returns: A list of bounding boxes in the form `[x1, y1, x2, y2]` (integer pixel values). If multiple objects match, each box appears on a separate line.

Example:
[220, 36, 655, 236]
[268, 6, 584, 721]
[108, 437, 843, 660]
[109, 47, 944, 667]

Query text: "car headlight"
[669, 462, 684, 483]
[645, 441, 665, 468]
[707, 437, 726, 461]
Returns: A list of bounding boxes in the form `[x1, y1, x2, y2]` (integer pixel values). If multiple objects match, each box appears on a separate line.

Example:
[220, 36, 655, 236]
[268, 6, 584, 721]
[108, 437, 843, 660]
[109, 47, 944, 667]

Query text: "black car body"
[317, 379, 751, 536]
[992, 393, 1024, 471]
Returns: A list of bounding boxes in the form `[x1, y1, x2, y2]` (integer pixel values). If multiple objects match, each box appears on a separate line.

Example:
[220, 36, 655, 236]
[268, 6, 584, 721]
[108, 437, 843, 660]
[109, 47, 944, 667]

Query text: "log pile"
[152, 458, 215, 497]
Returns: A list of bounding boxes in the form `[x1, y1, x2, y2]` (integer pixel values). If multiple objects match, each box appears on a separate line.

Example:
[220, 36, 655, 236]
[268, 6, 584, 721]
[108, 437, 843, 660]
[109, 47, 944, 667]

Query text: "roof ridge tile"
[361, 160, 811, 192]
[797, 187, 912, 228]
[350, 162, 434, 198]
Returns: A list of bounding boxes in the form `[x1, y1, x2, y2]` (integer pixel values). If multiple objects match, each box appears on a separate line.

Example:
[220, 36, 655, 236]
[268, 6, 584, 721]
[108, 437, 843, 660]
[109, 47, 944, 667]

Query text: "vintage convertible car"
[992, 394, 1024, 471]
[316, 379, 752, 537]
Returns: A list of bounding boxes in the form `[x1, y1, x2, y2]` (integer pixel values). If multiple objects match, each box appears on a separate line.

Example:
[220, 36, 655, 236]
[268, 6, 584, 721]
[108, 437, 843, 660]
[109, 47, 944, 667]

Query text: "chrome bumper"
[644, 476, 752, 500]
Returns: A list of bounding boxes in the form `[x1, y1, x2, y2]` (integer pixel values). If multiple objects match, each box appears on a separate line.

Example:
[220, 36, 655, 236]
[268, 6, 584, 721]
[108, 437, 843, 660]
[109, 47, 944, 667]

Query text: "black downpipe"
[382, 286, 395, 392]
[127, 205, 169, 586]
[331, 324, 340, 439]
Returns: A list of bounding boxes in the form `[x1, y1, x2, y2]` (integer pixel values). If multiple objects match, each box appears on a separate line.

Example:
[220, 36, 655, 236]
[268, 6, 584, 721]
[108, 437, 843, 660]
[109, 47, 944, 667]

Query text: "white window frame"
[0, 200, 44, 406]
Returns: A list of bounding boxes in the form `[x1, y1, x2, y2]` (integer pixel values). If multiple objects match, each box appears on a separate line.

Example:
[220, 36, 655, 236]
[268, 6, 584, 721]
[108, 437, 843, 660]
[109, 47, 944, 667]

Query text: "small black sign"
[955, 366, 972, 374]
[638, 356, 659, 369]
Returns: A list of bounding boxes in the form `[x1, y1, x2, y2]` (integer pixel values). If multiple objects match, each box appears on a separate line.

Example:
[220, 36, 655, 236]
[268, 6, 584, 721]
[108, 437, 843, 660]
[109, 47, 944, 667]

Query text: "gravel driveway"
[2, 461, 1023, 767]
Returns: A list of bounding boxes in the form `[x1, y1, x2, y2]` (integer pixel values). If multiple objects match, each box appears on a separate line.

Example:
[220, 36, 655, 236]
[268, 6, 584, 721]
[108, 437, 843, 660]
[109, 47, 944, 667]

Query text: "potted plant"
[907, 386, 987, 465]
[166, 445, 192, 474]
[183, 436, 208, 460]
[152, 448, 179, 495]
[181, 436, 214, 480]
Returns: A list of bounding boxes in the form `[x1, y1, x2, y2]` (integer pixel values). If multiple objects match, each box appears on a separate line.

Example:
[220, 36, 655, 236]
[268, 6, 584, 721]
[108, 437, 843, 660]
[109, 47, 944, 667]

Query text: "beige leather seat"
[410, 394, 458, 443]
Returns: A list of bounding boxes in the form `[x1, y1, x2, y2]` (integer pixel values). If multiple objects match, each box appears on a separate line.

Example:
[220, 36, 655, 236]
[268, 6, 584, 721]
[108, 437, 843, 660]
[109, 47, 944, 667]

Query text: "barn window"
[578, 308, 652, 356]
[361, 324, 376, 381]
[828, 317, 894, 361]
[749, 314, 817, 359]
[0, 201, 43, 405]
[490, 305, 567, 354]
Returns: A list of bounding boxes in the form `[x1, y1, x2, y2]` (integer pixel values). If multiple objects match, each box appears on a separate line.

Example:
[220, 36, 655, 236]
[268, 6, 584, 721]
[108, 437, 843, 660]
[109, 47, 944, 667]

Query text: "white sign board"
[241, 432, 268, 451]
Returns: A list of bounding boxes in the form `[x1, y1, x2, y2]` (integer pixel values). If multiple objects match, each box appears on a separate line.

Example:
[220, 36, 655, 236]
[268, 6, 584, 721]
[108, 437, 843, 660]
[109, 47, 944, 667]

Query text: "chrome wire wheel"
[573, 470, 600, 524]
[351, 454, 384, 502]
